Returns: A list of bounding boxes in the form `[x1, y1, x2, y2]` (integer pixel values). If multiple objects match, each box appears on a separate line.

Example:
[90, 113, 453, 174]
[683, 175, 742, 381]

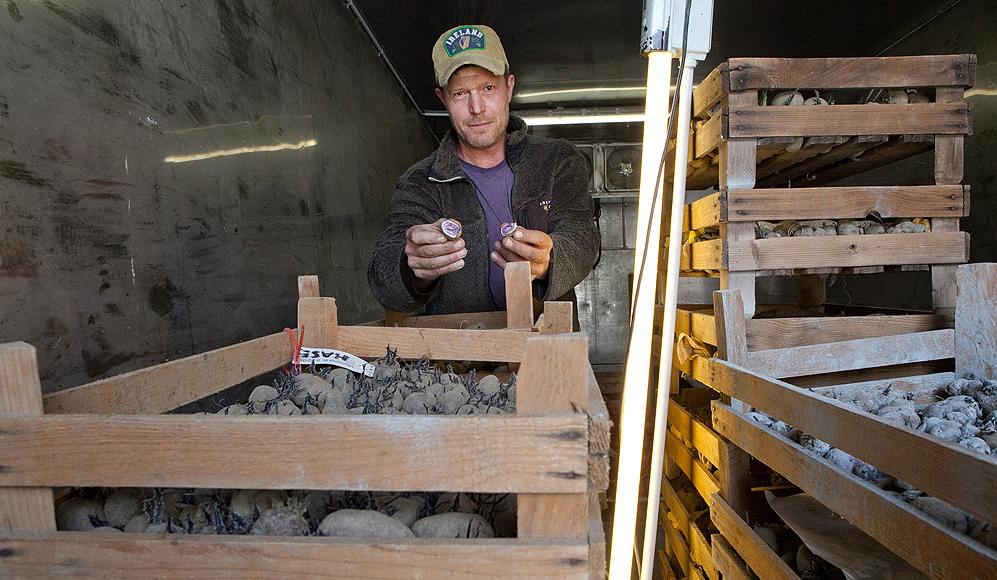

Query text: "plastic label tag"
[298, 347, 375, 377]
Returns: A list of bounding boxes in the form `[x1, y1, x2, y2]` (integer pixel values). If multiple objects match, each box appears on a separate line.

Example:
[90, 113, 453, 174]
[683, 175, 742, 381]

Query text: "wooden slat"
[43, 332, 292, 415]
[724, 185, 967, 221]
[0, 533, 589, 579]
[810, 371, 955, 402]
[755, 138, 844, 183]
[725, 55, 977, 90]
[667, 399, 721, 469]
[728, 103, 970, 138]
[745, 328, 954, 378]
[688, 193, 721, 230]
[803, 135, 934, 187]
[660, 477, 694, 540]
[589, 492, 608, 580]
[693, 64, 726, 119]
[587, 367, 612, 493]
[745, 314, 950, 351]
[298, 296, 338, 349]
[786, 360, 953, 389]
[540, 301, 574, 335]
[517, 334, 590, 540]
[0, 414, 587, 493]
[694, 113, 723, 159]
[0, 343, 55, 533]
[726, 232, 970, 271]
[665, 431, 720, 503]
[335, 327, 534, 361]
[297, 275, 320, 298]
[711, 534, 751, 580]
[394, 310, 508, 330]
[709, 492, 801, 580]
[662, 514, 694, 578]
[955, 263, 996, 380]
[688, 239, 724, 271]
[712, 405, 997, 580]
[710, 360, 996, 524]
[675, 309, 718, 347]
[505, 261, 534, 330]
[690, 524, 719, 580]
[755, 135, 888, 188]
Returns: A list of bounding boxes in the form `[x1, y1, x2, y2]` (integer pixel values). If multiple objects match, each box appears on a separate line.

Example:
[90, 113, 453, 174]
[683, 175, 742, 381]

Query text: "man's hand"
[405, 219, 467, 289]
[490, 227, 553, 280]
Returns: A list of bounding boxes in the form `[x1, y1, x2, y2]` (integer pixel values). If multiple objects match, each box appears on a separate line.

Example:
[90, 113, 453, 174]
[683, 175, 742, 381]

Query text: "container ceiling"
[351, 0, 959, 114]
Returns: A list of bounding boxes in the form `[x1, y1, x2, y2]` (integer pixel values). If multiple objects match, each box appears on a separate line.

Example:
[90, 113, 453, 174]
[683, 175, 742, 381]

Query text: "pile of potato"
[55, 349, 517, 537]
[745, 375, 997, 548]
[755, 218, 930, 239]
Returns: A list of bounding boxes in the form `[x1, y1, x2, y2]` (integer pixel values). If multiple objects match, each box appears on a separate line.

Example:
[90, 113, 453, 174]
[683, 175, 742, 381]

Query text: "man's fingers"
[413, 257, 465, 279]
[511, 227, 553, 248]
[493, 240, 521, 264]
[407, 224, 447, 244]
[408, 238, 465, 258]
[501, 236, 546, 262]
[408, 249, 466, 272]
[489, 250, 508, 269]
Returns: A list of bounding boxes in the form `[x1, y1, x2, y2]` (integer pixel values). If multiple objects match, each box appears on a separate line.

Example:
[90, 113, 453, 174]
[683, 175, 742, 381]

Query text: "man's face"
[436, 66, 516, 151]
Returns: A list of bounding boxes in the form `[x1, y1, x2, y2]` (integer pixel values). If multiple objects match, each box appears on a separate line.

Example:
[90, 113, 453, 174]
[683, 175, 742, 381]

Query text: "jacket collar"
[429, 115, 528, 182]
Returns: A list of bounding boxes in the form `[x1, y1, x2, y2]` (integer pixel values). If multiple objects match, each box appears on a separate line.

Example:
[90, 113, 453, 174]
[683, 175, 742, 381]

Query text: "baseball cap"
[432, 24, 509, 87]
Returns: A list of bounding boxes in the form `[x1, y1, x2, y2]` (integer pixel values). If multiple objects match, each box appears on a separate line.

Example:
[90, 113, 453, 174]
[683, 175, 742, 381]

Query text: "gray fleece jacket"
[367, 116, 600, 323]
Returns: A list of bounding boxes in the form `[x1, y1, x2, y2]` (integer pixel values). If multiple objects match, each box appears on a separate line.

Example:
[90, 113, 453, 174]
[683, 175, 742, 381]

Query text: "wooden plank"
[932, 86, 966, 314]
[688, 239, 724, 271]
[661, 477, 693, 539]
[718, 95, 758, 319]
[665, 431, 720, 503]
[786, 360, 952, 389]
[0, 533, 589, 579]
[956, 263, 997, 380]
[710, 360, 996, 524]
[589, 492, 608, 580]
[297, 296, 338, 349]
[540, 301, 574, 335]
[587, 367, 612, 493]
[667, 400, 721, 469]
[505, 261, 534, 330]
[693, 64, 725, 119]
[335, 327, 534, 361]
[662, 514, 693, 577]
[297, 274, 320, 298]
[398, 310, 508, 330]
[675, 309, 717, 347]
[689, 524, 719, 580]
[688, 192, 721, 230]
[0, 414, 588, 493]
[711, 534, 751, 580]
[803, 135, 934, 187]
[726, 232, 970, 271]
[746, 314, 950, 351]
[709, 492, 801, 580]
[43, 332, 292, 415]
[0, 343, 55, 533]
[810, 371, 955, 402]
[517, 334, 590, 540]
[695, 112, 723, 159]
[725, 185, 967, 221]
[712, 405, 997, 580]
[725, 55, 977, 90]
[745, 328, 954, 378]
[755, 138, 843, 184]
[728, 103, 970, 138]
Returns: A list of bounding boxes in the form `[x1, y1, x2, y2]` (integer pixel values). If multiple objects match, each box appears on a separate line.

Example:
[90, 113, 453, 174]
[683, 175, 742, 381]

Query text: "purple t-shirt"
[459, 158, 515, 308]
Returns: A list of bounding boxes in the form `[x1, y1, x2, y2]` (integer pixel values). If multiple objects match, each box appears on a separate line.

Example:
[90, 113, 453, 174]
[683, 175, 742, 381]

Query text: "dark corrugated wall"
[0, 1, 435, 391]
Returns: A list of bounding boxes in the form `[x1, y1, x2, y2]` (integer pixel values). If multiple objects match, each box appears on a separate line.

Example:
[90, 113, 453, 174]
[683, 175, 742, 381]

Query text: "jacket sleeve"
[539, 146, 600, 301]
[367, 174, 442, 313]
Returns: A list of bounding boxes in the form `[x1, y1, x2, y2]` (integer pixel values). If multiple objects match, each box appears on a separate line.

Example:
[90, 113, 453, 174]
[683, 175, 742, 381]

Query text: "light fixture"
[164, 139, 318, 164]
[520, 112, 645, 126]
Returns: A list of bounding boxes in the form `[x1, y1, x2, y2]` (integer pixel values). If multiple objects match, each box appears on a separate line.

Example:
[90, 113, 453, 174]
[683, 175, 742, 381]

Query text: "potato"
[216, 404, 248, 416]
[291, 373, 332, 407]
[103, 489, 144, 528]
[248, 385, 279, 413]
[752, 525, 779, 552]
[911, 496, 968, 533]
[477, 375, 501, 397]
[412, 512, 494, 538]
[402, 392, 433, 414]
[268, 400, 301, 416]
[230, 490, 288, 522]
[251, 508, 309, 536]
[440, 390, 469, 414]
[124, 513, 149, 533]
[56, 497, 104, 531]
[381, 496, 421, 528]
[318, 509, 414, 538]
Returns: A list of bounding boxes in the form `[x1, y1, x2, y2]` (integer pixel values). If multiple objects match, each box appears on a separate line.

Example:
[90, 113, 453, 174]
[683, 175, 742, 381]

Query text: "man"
[367, 24, 599, 326]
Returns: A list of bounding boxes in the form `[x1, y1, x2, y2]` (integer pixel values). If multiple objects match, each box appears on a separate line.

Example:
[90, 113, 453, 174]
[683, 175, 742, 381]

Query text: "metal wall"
[0, 1, 436, 392]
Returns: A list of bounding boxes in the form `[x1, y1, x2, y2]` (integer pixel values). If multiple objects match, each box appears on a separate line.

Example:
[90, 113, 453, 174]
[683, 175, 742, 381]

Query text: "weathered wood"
[540, 301, 574, 335]
[955, 263, 997, 380]
[587, 368, 612, 493]
[661, 476, 694, 540]
[745, 328, 954, 378]
[395, 310, 508, 330]
[746, 314, 950, 351]
[675, 308, 718, 347]
[755, 138, 843, 184]
[724, 185, 967, 221]
[688, 192, 721, 231]
[693, 64, 726, 119]
[662, 514, 694, 578]
[667, 399, 720, 469]
[690, 523, 720, 580]
[755, 135, 888, 188]
[709, 493, 799, 580]
[712, 404, 997, 580]
[517, 334, 590, 540]
[505, 261, 534, 330]
[810, 372, 955, 402]
[713, 291, 748, 365]
[725, 55, 977, 90]
[785, 360, 952, 389]
[695, 112, 723, 159]
[728, 103, 970, 138]
[297, 275, 320, 298]
[0, 343, 55, 533]
[711, 534, 751, 580]
[710, 360, 996, 524]
[297, 296, 338, 349]
[665, 431, 721, 503]
[803, 135, 934, 187]
[0, 533, 590, 579]
[335, 327, 533, 361]
[43, 332, 292, 415]
[0, 414, 588, 493]
[726, 232, 970, 271]
[589, 492, 608, 580]
[687, 239, 724, 271]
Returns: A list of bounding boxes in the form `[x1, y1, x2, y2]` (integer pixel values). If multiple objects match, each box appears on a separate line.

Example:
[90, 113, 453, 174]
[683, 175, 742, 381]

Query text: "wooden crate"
[0, 275, 612, 579]
[701, 263, 997, 579]
[669, 54, 976, 318]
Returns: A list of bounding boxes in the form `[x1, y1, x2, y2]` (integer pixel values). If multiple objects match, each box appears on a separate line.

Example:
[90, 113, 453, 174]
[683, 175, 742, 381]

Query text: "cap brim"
[438, 55, 507, 87]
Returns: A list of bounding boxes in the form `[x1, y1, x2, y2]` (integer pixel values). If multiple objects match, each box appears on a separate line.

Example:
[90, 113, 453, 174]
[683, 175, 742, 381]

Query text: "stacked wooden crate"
[0, 271, 612, 579]
[655, 54, 985, 580]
